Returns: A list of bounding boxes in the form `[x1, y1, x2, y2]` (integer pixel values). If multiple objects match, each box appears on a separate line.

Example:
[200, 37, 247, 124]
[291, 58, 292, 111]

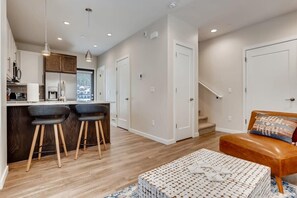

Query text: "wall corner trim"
[0, 165, 8, 190]
[216, 127, 245, 134]
[194, 132, 199, 137]
[130, 128, 176, 145]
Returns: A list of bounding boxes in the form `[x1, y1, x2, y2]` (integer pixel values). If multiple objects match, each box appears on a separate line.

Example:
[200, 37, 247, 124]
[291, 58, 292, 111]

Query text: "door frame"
[242, 37, 297, 131]
[173, 41, 196, 141]
[97, 65, 106, 101]
[116, 55, 131, 131]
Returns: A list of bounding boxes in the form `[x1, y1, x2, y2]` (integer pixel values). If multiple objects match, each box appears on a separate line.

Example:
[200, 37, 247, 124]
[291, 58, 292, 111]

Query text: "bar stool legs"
[95, 121, 102, 159]
[27, 123, 68, 171]
[53, 124, 62, 168]
[26, 125, 40, 172]
[58, 124, 68, 157]
[98, 120, 107, 150]
[84, 121, 89, 151]
[75, 121, 85, 160]
[75, 121, 103, 160]
[38, 125, 45, 160]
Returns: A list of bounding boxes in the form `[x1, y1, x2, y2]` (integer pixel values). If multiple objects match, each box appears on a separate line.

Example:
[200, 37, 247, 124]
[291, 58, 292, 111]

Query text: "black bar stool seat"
[78, 115, 104, 121]
[74, 104, 108, 160]
[32, 117, 66, 125]
[26, 105, 70, 172]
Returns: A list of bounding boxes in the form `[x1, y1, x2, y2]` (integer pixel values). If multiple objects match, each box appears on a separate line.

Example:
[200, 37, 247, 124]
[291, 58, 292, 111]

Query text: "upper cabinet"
[7, 20, 17, 80]
[62, 55, 77, 73]
[44, 53, 62, 72]
[44, 53, 77, 74]
[18, 50, 44, 85]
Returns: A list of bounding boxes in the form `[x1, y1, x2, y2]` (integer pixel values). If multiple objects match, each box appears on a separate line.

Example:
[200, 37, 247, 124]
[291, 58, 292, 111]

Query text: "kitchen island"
[7, 101, 110, 163]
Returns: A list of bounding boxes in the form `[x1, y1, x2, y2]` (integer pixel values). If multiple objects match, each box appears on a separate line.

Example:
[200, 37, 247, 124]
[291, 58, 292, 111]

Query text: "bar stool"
[26, 105, 70, 171]
[75, 104, 107, 160]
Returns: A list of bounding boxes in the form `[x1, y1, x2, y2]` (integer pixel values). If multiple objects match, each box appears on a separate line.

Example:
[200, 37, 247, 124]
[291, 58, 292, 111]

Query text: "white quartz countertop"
[6, 100, 112, 107]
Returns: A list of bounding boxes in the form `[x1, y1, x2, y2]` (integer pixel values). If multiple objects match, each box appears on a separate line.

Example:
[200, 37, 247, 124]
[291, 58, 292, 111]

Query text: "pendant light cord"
[88, 10, 90, 28]
[44, 0, 47, 44]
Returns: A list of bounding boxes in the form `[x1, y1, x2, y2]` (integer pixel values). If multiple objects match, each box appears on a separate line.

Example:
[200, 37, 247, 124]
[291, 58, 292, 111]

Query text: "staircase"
[199, 112, 216, 135]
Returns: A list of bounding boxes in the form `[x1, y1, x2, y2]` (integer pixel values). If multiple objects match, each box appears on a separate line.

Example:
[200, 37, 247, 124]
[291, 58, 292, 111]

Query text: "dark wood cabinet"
[44, 53, 62, 72]
[62, 55, 77, 73]
[44, 53, 77, 73]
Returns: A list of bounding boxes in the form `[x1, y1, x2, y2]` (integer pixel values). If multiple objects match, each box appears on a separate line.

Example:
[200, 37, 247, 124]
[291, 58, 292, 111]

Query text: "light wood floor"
[1, 127, 297, 198]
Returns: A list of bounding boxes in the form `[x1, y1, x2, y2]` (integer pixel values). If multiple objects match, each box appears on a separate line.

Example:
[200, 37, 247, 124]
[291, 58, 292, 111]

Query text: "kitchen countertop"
[6, 100, 112, 107]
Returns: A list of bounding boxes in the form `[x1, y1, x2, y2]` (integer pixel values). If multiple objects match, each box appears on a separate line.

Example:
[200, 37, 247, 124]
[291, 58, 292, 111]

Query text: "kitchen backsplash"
[7, 84, 45, 100]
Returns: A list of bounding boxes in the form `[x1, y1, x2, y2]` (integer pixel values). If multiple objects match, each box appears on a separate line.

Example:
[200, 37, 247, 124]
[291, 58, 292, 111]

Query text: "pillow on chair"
[250, 115, 297, 143]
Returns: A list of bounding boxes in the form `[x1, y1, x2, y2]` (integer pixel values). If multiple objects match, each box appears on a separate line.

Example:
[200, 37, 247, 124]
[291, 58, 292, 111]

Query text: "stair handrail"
[199, 81, 223, 99]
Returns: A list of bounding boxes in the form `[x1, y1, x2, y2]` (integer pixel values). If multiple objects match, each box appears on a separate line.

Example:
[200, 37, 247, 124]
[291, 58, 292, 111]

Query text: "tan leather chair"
[220, 110, 297, 193]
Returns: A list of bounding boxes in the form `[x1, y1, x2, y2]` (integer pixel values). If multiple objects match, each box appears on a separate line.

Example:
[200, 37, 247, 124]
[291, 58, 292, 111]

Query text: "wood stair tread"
[199, 122, 216, 130]
[199, 116, 208, 120]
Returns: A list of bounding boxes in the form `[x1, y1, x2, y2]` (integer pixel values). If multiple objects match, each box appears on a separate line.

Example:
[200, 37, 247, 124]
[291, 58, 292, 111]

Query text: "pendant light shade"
[85, 50, 92, 62]
[42, 42, 51, 56]
[42, 0, 50, 56]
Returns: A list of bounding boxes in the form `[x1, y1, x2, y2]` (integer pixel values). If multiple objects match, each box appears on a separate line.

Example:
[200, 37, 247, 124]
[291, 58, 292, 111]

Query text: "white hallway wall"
[98, 15, 198, 143]
[0, 0, 8, 189]
[99, 16, 169, 142]
[199, 10, 297, 133]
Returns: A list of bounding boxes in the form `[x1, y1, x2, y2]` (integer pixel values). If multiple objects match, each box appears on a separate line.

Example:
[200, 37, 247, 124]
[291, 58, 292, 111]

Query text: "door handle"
[285, 98, 295, 102]
[125, 98, 129, 101]
[190, 98, 194, 101]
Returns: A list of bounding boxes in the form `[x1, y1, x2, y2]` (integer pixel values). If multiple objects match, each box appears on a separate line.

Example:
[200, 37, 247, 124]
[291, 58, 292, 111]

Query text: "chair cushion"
[220, 133, 297, 176]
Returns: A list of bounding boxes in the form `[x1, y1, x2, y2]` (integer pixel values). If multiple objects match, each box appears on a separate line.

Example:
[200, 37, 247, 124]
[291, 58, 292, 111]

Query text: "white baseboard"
[130, 128, 176, 145]
[194, 131, 199, 137]
[216, 127, 244, 134]
[0, 165, 8, 190]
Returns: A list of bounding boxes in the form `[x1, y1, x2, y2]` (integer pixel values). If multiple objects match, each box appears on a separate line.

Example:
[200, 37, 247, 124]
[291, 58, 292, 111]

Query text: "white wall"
[98, 15, 198, 143]
[99, 16, 170, 142]
[199, 10, 297, 133]
[0, 0, 8, 189]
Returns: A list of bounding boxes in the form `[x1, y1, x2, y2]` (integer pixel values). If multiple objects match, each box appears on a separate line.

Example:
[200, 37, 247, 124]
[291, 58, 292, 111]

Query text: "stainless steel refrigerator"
[45, 72, 77, 101]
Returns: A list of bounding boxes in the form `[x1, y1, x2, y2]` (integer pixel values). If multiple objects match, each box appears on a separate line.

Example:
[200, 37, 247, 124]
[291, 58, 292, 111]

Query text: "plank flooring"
[1, 127, 297, 197]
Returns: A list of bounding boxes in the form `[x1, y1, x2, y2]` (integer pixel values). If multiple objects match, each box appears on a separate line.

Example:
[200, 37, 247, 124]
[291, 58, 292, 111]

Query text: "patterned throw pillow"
[250, 115, 297, 143]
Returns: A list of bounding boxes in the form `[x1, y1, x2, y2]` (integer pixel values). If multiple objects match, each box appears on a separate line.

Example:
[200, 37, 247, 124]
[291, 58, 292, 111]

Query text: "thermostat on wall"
[150, 31, 159, 39]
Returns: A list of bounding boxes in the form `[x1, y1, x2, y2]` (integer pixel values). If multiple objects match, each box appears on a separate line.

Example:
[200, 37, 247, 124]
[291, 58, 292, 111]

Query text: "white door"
[175, 44, 194, 141]
[97, 65, 105, 101]
[116, 57, 130, 130]
[246, 40, 297, 125]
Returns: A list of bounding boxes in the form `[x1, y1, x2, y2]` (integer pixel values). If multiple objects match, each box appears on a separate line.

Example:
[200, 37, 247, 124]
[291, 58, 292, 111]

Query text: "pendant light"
[41, 0, 50, 56]
[85, 8, 93, 62]
[85, 50, 92, 62]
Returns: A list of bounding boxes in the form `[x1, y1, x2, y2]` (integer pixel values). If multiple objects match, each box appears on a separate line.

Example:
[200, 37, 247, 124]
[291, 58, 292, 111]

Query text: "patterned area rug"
[105, 178, 297, 198]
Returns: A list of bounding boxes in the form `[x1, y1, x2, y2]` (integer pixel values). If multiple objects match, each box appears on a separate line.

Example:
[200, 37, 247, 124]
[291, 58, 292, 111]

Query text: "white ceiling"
[174, 0, 297, 41]
[7, 0, 297, 56]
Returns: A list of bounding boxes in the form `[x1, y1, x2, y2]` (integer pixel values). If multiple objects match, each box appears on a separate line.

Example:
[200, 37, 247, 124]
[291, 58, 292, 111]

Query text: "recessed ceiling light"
[63, 21, 70, 25]
[93, 44, 98, 48]
[211, 29, 218, 33]
[169, 2, 177, 8]
[107, 33, 112, 37]
[57, 37, 63, 41]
